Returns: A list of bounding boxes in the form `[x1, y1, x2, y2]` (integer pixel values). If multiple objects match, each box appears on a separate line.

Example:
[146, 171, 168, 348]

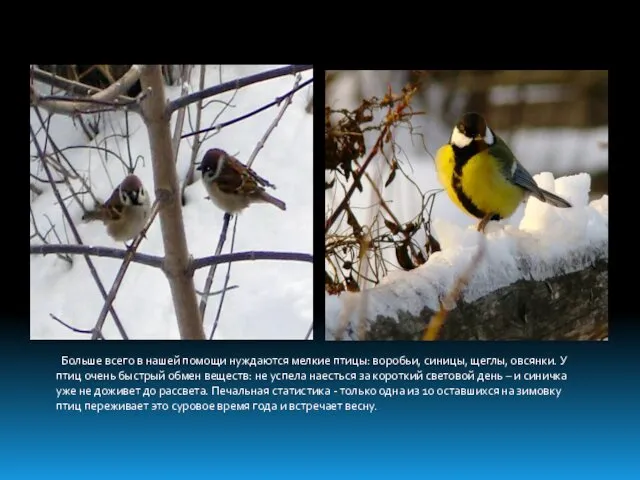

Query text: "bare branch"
[50, 314, 94, 335]
[31, 65, 143, 116]
[181, 65, 206, 202]
[305, 323, 313, 340]
[246, 74, 302, 168]
[167, 64, 312, 115]
[191, 251, 313, 270]
[209, 215, 239, 339]
[30, 112, 127, 340]
[198, 213, 231, 319]
[181, 77, 312, 140]
[139, 65, 205, 340]
[30, 243, 162, 268]
[31, 67, 136, 102]
[30, 243, 313, 270]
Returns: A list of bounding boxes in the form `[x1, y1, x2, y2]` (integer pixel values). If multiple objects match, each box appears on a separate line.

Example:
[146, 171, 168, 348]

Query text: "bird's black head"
[451, 112, 494, 149]
[456, 112, 487, 140]
[197, 148, 227, 174]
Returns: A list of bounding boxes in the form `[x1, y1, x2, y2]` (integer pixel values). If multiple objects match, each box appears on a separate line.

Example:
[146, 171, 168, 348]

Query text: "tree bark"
[139, 65, 205, 340]
[330, 259, 608, 341]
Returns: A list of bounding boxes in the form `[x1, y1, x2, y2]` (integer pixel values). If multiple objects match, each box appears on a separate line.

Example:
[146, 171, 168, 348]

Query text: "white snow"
[30, 65, 313, 340]
[326, 172, 608, 340]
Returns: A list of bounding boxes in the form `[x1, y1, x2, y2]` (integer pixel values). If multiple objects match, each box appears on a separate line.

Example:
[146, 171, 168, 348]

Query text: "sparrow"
[82, 174, 151, 243]
[196, 148, 286, 214]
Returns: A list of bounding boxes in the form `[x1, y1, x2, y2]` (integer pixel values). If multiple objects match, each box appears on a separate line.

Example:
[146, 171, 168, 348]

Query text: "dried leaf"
[384, 218, 401, 235]
[411, 245, 427, 266]
[395, 241, 416, 271]
[345, 275, 360, 292]
[425, 233, 441, 255]
[345, 206, 362, 238]
[403, 222, 418, 236]
[384, 167, 397, 188]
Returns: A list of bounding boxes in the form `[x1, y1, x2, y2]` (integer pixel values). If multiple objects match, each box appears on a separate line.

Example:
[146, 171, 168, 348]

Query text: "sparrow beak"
[196, 164, 202, 171]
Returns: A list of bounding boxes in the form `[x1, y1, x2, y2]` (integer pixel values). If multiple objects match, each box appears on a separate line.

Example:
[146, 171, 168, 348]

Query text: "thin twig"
[196, 285, 239, 296]
[305, 323, 313, 340]
[246, 73, 302, 168]
[198, 72, 308, 320]
[182, 78, 312, 140]
[31, 65, 143, 116]
[325, 111, 405, 234]
[198, 213, 231, 319]
[181, 65, 206, 202]
[209, 215, 239, 339]
[31, 67, 135, 102]
[50, 314, 94, 335]
[167, 64, 312, 115]
[30, 112, 127, 340]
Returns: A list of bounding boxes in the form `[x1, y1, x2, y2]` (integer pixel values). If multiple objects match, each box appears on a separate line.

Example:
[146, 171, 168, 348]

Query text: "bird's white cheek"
[451, 127, 473, 148]
[484, 126, 495, 145]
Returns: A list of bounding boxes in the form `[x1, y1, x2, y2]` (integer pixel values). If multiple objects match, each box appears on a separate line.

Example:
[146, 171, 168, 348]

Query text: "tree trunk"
[139, 65, 205, 340]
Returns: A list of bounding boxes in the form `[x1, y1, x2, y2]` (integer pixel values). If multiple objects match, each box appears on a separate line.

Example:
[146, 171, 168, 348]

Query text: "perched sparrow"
[82, 174, 151, 242]
[196, 148, 286, 214]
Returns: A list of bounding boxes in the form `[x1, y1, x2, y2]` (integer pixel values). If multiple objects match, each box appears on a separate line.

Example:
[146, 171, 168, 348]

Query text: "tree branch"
[30, 244, 162, 268]
[191, 251, 313, 270]
[90, 68, 195, 340]
[29, 113, 127, 340]
[30, 243, 313, 270]
[181, 77, 312, 140]
[31, 65, 143, 116]
[167, 64, 313, 115]
[139, 65, 205, 340]
[31, 66, 136, 102]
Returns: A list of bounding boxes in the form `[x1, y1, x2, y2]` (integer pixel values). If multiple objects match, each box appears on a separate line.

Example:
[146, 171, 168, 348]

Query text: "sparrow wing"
[228, 156, 277, 190]
[100, 187, 125, 220]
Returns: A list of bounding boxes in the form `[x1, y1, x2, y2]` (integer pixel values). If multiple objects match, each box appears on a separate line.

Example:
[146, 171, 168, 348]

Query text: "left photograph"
[30, 64, 314, 340]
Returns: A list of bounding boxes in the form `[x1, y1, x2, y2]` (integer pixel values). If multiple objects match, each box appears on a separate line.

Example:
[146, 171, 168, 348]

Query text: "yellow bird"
[435, 112, 572, 232]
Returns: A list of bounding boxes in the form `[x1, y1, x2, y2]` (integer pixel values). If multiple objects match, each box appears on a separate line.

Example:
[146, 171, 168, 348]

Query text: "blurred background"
[326, 70, 608, 198]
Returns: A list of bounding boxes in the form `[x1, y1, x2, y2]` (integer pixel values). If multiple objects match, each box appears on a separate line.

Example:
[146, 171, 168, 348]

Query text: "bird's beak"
[474, 135, 484, 140]
[196, 164, 202, 171]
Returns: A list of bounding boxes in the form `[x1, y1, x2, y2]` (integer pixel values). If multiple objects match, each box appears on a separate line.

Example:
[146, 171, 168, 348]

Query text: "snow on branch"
[327, 193, 609, 342]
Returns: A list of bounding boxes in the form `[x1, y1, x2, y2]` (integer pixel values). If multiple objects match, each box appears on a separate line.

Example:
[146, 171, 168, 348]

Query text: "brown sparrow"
[196, 148, 286, 214]
[82, 174, 151, 243]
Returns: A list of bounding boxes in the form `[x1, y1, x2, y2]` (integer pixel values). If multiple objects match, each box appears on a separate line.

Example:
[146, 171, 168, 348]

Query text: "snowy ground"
[30, 65, 313, 340]
[325, 71, 609, 339]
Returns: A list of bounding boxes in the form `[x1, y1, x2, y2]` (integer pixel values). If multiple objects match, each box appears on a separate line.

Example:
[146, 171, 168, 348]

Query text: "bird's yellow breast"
[435, 145, 524, 221]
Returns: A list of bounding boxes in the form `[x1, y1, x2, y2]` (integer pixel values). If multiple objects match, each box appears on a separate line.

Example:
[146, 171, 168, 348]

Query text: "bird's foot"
[477, 214, 493, 233]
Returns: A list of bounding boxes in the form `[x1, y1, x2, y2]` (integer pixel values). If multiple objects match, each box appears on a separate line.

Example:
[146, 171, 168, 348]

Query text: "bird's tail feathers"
[539, 188, 572, 208]
[82, 209, 107, 222]
[257, 191, 286, 211]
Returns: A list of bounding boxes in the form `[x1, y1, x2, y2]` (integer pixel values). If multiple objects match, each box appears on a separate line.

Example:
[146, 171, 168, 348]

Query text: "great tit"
[435, 112, 572, 232]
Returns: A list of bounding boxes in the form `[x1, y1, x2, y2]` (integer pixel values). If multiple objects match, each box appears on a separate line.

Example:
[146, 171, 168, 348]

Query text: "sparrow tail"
[259, 191, 286, 211]
[82, 209, 105, 222]
[538, 188, 572, 208]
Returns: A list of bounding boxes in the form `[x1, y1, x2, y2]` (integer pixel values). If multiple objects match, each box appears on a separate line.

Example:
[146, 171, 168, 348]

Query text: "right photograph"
[324, 70, 608, 341]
